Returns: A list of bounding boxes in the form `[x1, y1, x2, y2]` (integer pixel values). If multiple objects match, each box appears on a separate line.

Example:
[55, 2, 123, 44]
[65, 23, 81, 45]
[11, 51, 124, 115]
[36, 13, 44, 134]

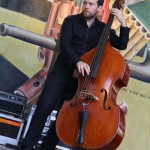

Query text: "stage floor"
[0, 145, 14, 150]
[0, 145, 67, 150]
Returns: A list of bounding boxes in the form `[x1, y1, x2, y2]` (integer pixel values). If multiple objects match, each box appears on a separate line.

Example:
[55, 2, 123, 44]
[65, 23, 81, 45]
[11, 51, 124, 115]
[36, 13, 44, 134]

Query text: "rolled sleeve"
[109, 26, 130, 50]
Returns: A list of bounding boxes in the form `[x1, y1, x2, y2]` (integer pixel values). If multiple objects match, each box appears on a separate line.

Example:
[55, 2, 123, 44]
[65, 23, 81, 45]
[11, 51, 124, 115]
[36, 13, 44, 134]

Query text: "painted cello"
[56, 0, 130, 149]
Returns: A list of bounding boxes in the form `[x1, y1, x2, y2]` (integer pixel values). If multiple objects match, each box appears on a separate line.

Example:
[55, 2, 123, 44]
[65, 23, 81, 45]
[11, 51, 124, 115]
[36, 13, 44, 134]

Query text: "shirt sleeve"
[109, 26, 130, 50]
[59, 16, 80, 66]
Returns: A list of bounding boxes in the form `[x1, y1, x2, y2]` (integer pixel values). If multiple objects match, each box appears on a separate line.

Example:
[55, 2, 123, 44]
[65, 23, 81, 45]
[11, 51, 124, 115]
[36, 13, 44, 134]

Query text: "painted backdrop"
[0, 0, 150, 149]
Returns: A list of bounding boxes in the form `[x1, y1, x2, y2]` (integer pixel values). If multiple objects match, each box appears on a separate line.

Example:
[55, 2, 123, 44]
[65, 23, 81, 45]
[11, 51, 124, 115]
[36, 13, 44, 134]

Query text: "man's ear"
[97, 6, 104, 21]
[97, 5, 104, 15]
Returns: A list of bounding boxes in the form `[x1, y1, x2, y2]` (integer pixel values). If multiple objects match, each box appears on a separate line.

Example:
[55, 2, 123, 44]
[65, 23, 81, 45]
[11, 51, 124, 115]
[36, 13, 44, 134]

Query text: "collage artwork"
[0, 0, 150, 149]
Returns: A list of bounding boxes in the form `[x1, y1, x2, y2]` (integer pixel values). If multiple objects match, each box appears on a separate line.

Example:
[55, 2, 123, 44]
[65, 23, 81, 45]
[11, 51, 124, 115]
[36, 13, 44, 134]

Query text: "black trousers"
[21, 65, 115, 150]
[22, 70, 77, 149]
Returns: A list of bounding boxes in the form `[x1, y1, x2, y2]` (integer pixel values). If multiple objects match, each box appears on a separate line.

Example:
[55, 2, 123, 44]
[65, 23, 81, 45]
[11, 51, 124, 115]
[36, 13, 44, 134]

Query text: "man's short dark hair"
[97, 0, 104, 6]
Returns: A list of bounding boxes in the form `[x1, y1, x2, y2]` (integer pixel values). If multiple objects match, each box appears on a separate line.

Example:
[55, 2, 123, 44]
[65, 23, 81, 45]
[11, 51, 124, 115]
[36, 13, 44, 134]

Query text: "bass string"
[80, 14, 114, 99]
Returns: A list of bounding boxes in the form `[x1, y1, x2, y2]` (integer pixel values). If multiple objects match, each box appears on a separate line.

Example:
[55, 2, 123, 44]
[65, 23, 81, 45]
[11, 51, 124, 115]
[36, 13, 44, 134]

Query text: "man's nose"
[85, 4, 89, 9]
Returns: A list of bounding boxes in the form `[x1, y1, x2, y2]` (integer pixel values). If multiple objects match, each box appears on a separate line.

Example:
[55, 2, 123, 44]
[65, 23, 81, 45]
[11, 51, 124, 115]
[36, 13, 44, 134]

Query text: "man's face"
[82, 0, 102, 19]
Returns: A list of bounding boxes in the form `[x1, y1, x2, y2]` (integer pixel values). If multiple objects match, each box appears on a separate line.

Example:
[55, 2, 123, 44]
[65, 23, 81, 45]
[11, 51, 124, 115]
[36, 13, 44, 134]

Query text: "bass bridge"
[78, 90, 99, 101]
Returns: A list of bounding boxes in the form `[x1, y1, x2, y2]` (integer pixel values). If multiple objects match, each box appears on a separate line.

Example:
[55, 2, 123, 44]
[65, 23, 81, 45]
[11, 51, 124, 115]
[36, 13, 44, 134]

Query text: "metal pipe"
[0, 23, 56, 50]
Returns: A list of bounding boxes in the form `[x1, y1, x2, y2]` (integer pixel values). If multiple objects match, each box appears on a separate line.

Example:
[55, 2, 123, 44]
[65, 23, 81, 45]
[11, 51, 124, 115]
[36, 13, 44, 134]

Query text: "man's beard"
[82, 11, 97, 20]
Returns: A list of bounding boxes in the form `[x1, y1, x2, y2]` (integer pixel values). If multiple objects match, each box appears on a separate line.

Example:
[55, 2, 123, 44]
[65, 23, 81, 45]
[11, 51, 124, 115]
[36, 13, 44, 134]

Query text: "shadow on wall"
[0, 55, 29, 93]
[128, 42, 150, 83]
[0, 0, 51, 21]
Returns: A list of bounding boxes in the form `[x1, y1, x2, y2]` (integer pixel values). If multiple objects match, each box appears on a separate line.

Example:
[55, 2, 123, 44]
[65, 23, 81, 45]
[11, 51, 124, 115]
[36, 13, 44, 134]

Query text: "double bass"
[56, 0, 130, 149]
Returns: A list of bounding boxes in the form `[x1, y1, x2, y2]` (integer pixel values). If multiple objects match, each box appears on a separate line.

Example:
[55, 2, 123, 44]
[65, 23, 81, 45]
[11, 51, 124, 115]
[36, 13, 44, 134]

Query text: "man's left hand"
[110, 8, 126, 27]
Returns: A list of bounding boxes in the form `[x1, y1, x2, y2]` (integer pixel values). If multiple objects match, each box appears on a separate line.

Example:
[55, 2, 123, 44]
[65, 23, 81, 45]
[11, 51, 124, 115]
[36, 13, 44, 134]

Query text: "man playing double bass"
[20, 0, 130, 149]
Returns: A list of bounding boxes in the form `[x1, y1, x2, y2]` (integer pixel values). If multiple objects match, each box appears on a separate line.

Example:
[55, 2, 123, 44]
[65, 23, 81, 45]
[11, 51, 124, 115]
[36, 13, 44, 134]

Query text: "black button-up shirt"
[53, 13, 130, 74]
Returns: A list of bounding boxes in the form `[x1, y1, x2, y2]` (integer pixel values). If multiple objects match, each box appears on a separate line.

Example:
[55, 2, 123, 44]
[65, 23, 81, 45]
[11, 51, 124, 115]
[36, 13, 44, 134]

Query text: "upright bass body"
[56, 42, 130, 150]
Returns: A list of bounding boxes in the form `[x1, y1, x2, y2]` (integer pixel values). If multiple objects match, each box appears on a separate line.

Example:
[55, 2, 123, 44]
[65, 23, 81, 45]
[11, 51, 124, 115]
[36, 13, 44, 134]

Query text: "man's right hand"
[76, 61, 90, 76]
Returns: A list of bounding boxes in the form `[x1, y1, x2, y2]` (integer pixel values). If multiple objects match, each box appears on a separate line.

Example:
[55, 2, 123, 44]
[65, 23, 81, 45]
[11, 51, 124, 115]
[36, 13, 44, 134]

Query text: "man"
[20, 0, 130, 149]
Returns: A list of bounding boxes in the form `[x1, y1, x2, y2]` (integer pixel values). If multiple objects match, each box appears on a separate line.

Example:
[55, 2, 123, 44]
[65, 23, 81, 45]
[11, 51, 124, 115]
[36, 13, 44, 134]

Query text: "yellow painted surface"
[0, 8, 45, 77]
[117, 77, 150, 150]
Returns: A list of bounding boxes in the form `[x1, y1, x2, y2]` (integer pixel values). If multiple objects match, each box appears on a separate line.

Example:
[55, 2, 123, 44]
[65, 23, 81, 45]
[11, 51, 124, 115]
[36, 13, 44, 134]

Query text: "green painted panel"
[128, 1, 150, 32]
